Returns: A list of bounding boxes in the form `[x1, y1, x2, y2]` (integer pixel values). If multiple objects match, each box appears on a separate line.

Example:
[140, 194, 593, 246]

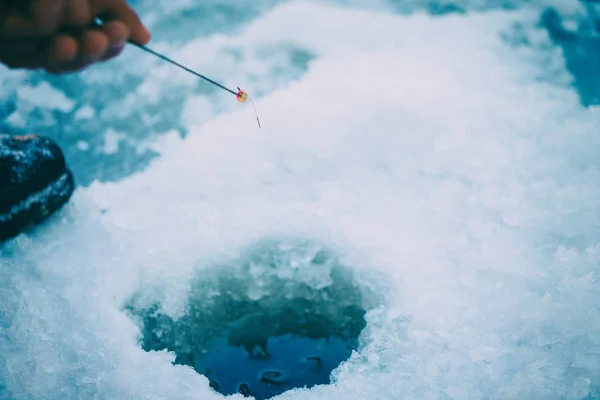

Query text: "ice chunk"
[75, 106, 96, 121]
[76, 141, 91, 152]
[100, 129, 126, 155]
[16, 82, 75, 113]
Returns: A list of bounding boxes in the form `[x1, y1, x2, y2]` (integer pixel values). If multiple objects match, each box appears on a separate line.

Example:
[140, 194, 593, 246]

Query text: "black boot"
[0, 134, 75, 242]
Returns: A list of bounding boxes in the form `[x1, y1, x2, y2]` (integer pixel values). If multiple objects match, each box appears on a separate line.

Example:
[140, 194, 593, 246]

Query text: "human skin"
[0, 0, 151, 73]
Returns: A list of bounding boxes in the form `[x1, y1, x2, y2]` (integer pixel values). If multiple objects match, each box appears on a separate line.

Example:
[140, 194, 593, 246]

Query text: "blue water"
[129, 241, 369, 399]
[191, 334, 357, 399]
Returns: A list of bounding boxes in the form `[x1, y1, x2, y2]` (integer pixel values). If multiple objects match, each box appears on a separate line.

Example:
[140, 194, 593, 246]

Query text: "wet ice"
[127, 240, 370, 399]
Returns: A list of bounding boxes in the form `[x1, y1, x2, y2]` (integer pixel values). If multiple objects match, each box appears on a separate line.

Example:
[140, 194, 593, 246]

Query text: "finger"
[99, 45, 123, 61]
[48, 34, 79, 65]
[91, 0, 150, 44]
[46, 29, 112, 74]
[62, 0, 92, 26]
[46, 30, 108, 74]
[101, 20, 128, 48]
[44, 34, 83, 74]
[79, 29, 110, 64]
[99, 20, 128, 61]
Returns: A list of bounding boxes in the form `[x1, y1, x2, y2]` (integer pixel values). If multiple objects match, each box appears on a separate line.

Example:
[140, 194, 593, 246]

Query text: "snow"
[77, 141, 91, 152]
[100, 129, 126, 155]
[16, 82, 76, 113]
[75, 106, 96, 121]
[2, 1, 600, 399]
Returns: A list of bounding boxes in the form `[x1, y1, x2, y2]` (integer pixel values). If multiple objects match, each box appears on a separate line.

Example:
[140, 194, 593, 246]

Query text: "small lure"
[236, 88, 261, 128]
[236, 89, 248, 103]
[127, 39, 261, 128]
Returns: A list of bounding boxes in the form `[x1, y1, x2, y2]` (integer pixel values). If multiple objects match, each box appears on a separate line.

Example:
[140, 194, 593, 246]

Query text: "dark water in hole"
[135, 301, 366, 399]
[127, 241, 370, 399]
[188, 334, 358, 399]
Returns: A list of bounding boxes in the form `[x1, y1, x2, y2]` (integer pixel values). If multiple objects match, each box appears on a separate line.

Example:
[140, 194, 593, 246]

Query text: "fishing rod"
[127, 38, 261, 128]
[127, 40, 238, 97]
[76, 19, 262, 127]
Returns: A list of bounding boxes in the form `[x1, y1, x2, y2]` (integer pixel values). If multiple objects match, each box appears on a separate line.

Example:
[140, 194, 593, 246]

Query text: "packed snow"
[2, 1, 600, 399]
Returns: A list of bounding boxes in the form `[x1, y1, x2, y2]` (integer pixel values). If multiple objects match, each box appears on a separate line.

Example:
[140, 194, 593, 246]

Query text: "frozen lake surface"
[2, 0, 600, 399]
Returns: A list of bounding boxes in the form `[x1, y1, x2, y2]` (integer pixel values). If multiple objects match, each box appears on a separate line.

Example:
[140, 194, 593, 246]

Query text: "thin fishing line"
[249, 97, 261, 128]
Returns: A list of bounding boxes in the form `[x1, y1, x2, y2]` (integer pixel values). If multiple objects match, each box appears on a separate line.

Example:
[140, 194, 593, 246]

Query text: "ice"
[76, 141, 91, 152]
[181, 96, 215, 127]
[75, 106, 96, 121]
[2, 1, 600, 399]
[16, 82, 76, 113]
[100, 129, 127, 155]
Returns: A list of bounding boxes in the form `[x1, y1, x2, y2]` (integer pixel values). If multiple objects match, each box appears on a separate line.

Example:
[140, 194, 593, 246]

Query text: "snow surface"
[16, 82, 76, 113]
[2, 1, 600, 399]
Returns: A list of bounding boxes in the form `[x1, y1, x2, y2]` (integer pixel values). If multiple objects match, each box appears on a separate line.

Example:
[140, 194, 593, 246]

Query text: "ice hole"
[126, 240, 374, 399]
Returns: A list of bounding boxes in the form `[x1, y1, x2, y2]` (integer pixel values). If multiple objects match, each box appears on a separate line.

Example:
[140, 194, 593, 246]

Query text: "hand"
[0, 0, 151, 73]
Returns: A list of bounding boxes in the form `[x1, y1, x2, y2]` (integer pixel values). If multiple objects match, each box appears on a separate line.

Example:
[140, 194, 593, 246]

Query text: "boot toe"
[0, 134, 75, 241]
